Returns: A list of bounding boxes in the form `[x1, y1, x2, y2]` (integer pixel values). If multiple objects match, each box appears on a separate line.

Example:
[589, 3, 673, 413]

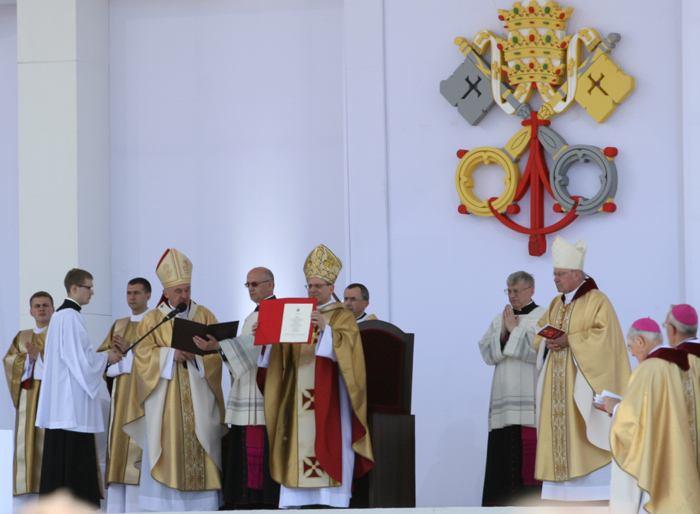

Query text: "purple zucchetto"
[671, 304, 698, 326]
[631, 317, 661, 333]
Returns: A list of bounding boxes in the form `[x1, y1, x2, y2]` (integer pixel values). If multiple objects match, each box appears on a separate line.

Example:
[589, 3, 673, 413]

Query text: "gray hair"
[627, 327, 662, 345]
[507, 271, 535, 288]
[668, 311, 698, 337]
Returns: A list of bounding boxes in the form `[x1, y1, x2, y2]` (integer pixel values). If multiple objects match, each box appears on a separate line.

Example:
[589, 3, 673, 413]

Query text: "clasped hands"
[107, 334, 129, 364]
[501, 305, 519, 333]
[24, 341, 40, 361]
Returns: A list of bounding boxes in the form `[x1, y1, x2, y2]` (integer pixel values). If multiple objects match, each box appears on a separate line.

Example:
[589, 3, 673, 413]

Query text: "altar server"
[36, 269, 122, 506]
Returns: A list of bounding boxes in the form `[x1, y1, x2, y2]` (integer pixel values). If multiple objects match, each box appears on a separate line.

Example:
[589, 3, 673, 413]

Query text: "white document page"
[279, 303, 313, 343]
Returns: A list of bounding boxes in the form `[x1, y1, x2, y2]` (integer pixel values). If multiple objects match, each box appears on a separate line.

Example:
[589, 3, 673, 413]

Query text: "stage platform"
[116, 508, 608, 514]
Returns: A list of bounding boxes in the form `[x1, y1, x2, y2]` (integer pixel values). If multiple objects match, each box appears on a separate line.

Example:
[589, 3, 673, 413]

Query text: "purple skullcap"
[671, 304, 698, 326]
[631, 317, 661, 333]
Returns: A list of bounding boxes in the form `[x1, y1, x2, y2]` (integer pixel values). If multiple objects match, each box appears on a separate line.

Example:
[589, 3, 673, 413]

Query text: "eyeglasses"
[504, 286, 532, 295]
[244, 280, 271, 289]
[77, 284, 94, 291]
[305, 283, 329, 290]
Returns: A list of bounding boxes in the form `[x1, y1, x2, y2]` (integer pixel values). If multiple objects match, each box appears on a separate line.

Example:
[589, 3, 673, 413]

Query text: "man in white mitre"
[123, 248, 225, 511]
[533, 237, 630, 502]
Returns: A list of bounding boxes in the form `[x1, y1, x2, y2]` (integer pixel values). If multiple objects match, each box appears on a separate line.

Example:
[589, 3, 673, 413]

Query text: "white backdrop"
[383, 0, 682, 505]
[0, 0, 694, 508]
[104, 0, 692, 507]
[109, 0, 347, 321]
[0, 6, 17, 437]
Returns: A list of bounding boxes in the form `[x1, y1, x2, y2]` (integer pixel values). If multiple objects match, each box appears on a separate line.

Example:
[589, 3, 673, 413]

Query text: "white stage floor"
[6, 504, 615, 514]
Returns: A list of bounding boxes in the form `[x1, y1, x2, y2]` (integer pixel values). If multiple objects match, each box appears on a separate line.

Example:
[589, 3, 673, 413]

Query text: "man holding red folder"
[259, 244, 374, 508]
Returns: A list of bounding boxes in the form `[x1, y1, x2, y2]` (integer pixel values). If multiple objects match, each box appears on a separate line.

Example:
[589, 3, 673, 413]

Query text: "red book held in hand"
[537, 324, 566, 339]
[254, 297, 318, 346]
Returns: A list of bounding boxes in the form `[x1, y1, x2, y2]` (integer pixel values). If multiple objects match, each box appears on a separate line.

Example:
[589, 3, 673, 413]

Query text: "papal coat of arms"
[440, 0, 634, 256]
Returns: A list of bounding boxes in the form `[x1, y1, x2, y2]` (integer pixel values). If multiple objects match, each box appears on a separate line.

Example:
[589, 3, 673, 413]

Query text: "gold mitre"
[304, 244, 342, 284]
[156, 248, 193, 288]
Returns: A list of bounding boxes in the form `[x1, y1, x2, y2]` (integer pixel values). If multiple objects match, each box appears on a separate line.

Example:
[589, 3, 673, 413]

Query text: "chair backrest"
[359, 320, 414, 415]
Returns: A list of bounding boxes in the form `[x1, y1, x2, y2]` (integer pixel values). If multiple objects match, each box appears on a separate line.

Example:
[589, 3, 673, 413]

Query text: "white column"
[342, 0, 392, 320]
[681, 0, 700, 306]
[682, 0, 700, 305]
[17, 0, 111, 336]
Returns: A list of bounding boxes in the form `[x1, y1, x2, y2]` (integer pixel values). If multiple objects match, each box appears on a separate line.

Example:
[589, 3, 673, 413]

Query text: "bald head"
[246, 267, 275, 304]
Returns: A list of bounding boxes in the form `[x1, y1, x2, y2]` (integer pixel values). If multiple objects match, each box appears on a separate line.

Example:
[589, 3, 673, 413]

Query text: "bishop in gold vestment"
[2, 292, 53, 509]
[666, 303, 699, 470]
[533, 238, 630, 501]
[608, 316, 700, 514]
[123, 249, 225, 511]
[261, 244, 373, 508]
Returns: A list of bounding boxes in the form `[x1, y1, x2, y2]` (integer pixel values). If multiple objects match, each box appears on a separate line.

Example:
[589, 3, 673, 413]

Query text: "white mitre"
[552, 236, 586, 270]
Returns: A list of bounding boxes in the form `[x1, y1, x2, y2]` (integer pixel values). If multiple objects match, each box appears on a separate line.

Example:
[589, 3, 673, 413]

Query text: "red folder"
[254, 297, 318, 345]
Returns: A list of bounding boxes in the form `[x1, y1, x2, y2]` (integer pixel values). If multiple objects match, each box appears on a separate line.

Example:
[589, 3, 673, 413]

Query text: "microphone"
[105, 302, 188, 370]
[164, 302, 188, 321]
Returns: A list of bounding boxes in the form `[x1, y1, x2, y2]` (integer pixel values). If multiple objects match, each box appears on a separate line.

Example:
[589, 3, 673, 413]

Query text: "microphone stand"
[105, 306, 182, 370]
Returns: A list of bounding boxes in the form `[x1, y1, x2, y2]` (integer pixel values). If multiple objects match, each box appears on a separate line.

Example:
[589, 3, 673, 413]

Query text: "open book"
[171, 318, 239, 355]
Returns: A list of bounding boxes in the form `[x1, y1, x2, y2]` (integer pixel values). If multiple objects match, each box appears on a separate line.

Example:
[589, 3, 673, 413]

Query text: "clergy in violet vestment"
[260, 244, 374, 508]
[36, 269, 123, 506]
[533, 237, 630, 502]
[122, 248, 225, 511]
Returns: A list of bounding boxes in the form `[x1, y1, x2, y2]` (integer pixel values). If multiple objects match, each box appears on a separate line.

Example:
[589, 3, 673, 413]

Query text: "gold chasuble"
[123, 302, 225, 491]
[610, 349, 700, 513]
[264, 302, 374, 488]
[533, 278, 630, 482]
[678, 341, 700, 469]
[3, 329, 46, 495]
[97, 317, 142, 485]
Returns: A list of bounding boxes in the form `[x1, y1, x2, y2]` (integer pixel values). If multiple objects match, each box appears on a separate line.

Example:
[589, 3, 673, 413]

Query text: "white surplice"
[35, 301, 109, 433]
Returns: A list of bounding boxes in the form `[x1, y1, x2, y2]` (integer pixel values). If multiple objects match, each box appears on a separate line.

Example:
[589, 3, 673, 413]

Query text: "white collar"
[356, 312, 367, 320]
[33, 326, 47, 334]
[681, 337, 699, 345]
[318, 299, 334, 309]
[563, 281, 585, 304]
[130, 312, 146, 322]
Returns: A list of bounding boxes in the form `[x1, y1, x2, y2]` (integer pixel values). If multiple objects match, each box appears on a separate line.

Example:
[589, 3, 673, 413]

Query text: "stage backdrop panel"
[107, 0, 687, 508]
[0, 5, 17, 431]
[109, 0, 347, 321]
[383, 0, 682, 506]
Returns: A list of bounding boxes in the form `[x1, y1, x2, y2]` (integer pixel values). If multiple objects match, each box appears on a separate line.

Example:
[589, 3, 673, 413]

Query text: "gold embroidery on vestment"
[683, 371, 698, 468]
[178, 365, 205, 490]
[551, 301, 573, 481]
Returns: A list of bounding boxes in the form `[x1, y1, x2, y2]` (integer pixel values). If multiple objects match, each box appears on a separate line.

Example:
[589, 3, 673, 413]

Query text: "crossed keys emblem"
[440, 1, 634, 256]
